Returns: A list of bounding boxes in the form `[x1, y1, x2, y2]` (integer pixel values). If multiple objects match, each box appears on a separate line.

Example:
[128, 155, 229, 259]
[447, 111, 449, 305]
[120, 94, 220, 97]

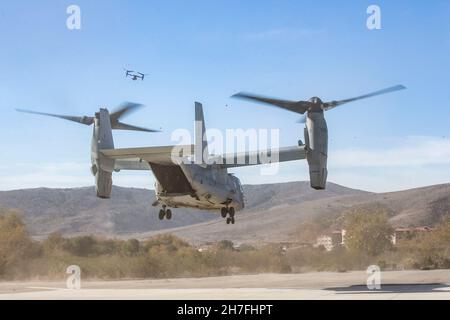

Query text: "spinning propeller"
[232, 85, 406, 122]
[16, 102, 160, 132]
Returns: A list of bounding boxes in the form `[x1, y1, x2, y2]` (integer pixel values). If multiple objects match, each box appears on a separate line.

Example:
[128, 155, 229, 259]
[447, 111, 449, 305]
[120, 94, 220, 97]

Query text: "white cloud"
[330, 136, 450, 168]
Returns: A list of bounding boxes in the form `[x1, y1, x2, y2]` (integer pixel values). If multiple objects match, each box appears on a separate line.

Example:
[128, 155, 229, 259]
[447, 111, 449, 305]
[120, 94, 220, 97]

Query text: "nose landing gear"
[221, 206, 236, 224]
[158, 205, 172, 220]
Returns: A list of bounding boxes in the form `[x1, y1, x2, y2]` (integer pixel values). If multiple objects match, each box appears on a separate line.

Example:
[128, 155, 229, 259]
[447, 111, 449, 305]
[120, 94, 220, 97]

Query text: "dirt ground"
[0, 270, 449, 300]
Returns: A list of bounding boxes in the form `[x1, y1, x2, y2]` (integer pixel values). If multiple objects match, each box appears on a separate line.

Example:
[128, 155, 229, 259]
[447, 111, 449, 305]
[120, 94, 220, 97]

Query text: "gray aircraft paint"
[91, 108, 115, 198]
[305, 111, 328, 190]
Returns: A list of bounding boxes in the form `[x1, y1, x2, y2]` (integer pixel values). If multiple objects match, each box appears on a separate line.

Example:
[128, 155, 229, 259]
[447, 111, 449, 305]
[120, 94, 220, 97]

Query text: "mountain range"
[1, 181, 449, 244]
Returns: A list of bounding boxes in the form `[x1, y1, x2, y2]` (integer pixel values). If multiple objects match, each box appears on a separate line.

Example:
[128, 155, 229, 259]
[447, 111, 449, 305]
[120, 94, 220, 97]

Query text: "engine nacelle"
[305, 112, 328, 190]
[91, 108, 115, 198]
[92, 166, 113, 198]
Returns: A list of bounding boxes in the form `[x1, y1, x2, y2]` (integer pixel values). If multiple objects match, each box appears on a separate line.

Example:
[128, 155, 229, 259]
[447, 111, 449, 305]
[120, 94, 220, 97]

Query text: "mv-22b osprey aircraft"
[17, 85, 405, 225]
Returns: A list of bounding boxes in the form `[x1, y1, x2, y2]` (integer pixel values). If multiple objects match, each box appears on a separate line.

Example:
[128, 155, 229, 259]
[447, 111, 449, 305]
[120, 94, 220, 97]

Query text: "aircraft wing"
[102, 145, 194, 166]
[114, 159, 151, 171]
[104, 144, 305, 168]
[218, 145, 307, 168]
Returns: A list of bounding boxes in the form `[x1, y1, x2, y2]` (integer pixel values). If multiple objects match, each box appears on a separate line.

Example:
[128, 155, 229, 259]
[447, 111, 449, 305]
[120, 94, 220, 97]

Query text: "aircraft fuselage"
[152, 162, 244, 211]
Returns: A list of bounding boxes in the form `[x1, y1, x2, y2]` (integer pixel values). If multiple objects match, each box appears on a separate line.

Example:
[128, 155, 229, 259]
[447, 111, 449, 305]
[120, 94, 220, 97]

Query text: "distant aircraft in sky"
[124, 69, 148, 81]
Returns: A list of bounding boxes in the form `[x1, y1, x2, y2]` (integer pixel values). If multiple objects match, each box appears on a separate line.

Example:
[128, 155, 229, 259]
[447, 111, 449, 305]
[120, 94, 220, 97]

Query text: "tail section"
[96, 109, 115, 151]
[195, 102, 209, 164]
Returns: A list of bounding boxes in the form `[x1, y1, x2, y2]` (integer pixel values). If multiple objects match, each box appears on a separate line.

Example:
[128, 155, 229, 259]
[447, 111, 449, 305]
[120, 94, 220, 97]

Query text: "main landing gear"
[158, 205, 172, 220]
[221, 207, 235, 225]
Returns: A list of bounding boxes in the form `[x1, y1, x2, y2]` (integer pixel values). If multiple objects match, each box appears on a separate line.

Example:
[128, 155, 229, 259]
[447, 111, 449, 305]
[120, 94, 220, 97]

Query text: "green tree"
[0, 210, 36, 276]
[411, 218, 450, 269]
[42, 232, 66, 254]
[66, 236, 96, 257]
[122, 239, 140, 256]
[344, 208, 394, 256]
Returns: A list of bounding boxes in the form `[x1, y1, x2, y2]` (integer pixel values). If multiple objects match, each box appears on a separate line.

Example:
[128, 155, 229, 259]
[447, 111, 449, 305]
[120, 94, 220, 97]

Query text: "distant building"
[332, 230, 346, 246]
[315, 230, 346, 251]
[315, 235, 334, 251]
[276, 242, 313, 253]
[392, 226, 433, 245]
[315, 227, 434, 250]
[197, 247, 208, 253]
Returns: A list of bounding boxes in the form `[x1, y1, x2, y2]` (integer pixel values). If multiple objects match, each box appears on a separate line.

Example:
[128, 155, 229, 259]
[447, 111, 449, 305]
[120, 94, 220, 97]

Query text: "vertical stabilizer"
[195, 102, 209, 164]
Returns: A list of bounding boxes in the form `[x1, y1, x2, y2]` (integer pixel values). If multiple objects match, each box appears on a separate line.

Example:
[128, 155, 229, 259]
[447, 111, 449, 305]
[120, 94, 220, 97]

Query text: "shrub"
[344, 208, 394, 256]
[122, 239, 140, 256]
[0, 209, 37, 277]
[63, 236, 97, 257]
[216, 240, 234, 251]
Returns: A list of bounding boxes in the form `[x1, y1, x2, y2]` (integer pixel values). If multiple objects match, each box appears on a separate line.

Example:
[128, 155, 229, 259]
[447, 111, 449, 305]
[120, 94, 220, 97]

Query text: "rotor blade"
[16, 108, 94, 125]
[232, 92, 313, 114]
[323, 85, 406, 110]
[110, 102, 145, 122]
[112, 121, 161, 133]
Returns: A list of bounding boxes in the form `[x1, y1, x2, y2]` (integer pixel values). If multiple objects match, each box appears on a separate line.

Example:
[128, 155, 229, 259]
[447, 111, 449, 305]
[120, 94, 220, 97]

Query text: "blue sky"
[1, 0, 450, 192]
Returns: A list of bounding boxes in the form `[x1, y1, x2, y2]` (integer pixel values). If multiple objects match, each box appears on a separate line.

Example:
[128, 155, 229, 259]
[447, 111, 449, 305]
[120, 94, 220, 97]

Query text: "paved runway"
[0, 270, 449, 300]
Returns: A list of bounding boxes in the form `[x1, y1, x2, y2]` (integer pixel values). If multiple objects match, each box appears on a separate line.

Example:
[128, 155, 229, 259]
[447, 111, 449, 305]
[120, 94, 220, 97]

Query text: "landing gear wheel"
[226, 217, 231, 225]
[158, 209, 165, 220]
[221, 207, 228, 218]
[231, 217, 235, 225]
[229, 207, 235, 218]
[166, 209, 172, 220]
